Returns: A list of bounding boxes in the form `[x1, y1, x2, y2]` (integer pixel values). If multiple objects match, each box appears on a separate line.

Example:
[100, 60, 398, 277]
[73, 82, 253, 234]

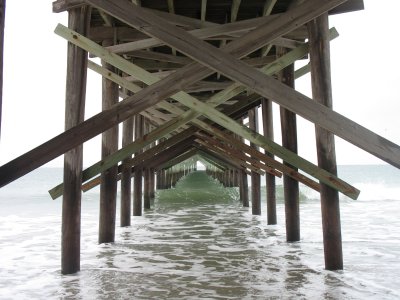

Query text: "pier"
[1, 0, 400, 276]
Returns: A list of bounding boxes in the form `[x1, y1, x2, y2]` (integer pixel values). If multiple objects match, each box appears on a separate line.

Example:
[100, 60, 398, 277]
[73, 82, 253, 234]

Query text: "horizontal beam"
[99, 0, 400, 171]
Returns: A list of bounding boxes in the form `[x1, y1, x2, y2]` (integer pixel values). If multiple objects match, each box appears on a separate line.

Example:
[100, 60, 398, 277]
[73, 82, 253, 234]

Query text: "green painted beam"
[53, 25, 357, 199]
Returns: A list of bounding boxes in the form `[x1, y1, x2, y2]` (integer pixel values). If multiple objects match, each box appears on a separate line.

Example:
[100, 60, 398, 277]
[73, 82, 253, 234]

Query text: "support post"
[99, 39, 119, 243]
[249, 107, 261, 215]
[133, 114, 144, 216]
[261, 98, 277, 224]
[278, 46, 300, 242]
[61, 6, 90, 275]
[143, 167, 151, 209]
[240, 169, 249, 207]
[308, 13, 343, 270]
[120, 116, 133, 227]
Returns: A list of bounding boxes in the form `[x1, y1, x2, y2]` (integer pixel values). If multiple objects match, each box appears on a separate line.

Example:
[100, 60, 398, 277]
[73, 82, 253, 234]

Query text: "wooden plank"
[195, 131, 279, 176]
[196, 138, 264, 175]
[0, 1, 348, 190]
[105, 14, 279, 54]
[49, 32, 334, 198]
[80, 129, 198, 193]
[91, 0, 400, 172]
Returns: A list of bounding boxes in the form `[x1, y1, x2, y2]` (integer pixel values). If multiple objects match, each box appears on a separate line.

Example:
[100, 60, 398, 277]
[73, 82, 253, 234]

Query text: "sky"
[0, 0, 399, 169]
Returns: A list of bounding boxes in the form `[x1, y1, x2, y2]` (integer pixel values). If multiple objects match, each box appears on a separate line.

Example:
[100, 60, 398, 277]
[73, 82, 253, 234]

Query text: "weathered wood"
[88, 0, 400, 170]
[105, 14, 277, 54]
[99, 40, 119, 244]
[261, 98, 277, 225]
[143, 167, 151, 209]
[0, 3, 352, 190]
[195, 132, 279, 176]
[61, 6, 90, 275]
[201, 0, 207, 23]
[56, 24, 355, 198]
[230, 0, 241, 23]
[240, 169, 249, 207]
[309, 13, 343, 270]
[249, 108, 261, 215]
[133, 114, 144, 216]
[121, 116, 134, 227]
[53, 0, 85, 13]
[278, 46, 300, 242]
[196, 138, 264, 175]
[0, 0, 4, 140]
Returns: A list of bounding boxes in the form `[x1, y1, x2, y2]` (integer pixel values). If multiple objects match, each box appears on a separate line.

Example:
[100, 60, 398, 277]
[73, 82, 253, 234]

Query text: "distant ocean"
[0, 165, 399, 299]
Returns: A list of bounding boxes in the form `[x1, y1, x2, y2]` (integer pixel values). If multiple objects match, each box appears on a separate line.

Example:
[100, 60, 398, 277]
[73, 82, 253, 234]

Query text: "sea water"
[0, 165, 399, 299]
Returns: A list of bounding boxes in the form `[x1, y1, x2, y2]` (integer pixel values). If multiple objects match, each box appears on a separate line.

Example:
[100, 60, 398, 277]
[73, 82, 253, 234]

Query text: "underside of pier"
[2, 0, 400, 275]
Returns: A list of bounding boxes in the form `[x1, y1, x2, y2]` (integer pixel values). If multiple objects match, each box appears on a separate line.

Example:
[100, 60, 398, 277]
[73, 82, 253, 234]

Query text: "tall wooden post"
[143, 167, 151, 209]
[133, 115, 144, 216]
[308, 13, 343, 270]
[0, 0, 5, 139]
[150, 168, 155, 199]
[99, 40, 119, 243]
[278, 46, 300, 242]
[61, 6, 90, 275]
[261, 98, 277, 224]
[240, 169, 249, 207]
[120, 116, 133, 227]
[249, 107, 261, 215]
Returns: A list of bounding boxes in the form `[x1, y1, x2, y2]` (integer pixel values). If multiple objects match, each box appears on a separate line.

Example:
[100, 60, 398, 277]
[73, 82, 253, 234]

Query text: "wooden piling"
[61, 6, 90, 275]
[150, 168, 155, 199]
[133, 115, 144, 216]
[278, 46, 300, 242]
[308, 13, 343, 270]
[261, 98, 277, 224]
[249, 107, 261, 215]
[240, 169, 249, 207]
[143, 167, 151, 209]
[120, 116, 133, 227]
[99, 39, 119, 244]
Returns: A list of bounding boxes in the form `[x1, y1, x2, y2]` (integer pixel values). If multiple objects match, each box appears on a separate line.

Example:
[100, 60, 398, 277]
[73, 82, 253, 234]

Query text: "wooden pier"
[1, 0, 400, 275]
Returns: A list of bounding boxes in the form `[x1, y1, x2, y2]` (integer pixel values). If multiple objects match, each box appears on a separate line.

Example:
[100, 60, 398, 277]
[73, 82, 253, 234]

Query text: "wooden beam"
[120, 115, 133, 227]
[0, 0, 350, 190]
[53, 0, 85, 13]
[49, 28, 336, 198]
[196, 138, 264, 175]
[80, 129, 197, 193]
[262, 98, 277, 224]
[99, 40, 119, 244]
[278, 46, 300, 242]
[61, 5, 90, 275]
[105, 14, 279, 54]
[90, 0, 400, 171]
[309, 13, 343, 270]
[230, 0, 241, 23]
[201, 0, 207, 24]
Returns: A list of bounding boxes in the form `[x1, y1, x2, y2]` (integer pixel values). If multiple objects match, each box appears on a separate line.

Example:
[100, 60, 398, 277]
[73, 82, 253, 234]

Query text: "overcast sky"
[1, 0, 399, 168]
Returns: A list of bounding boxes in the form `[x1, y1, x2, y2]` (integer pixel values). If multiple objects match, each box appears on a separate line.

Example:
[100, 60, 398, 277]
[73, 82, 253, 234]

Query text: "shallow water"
[0, 167, 400, 299]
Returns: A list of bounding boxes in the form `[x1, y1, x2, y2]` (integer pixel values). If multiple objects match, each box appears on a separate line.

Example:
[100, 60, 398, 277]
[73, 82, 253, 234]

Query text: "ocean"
[0, 165, 399, 299]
